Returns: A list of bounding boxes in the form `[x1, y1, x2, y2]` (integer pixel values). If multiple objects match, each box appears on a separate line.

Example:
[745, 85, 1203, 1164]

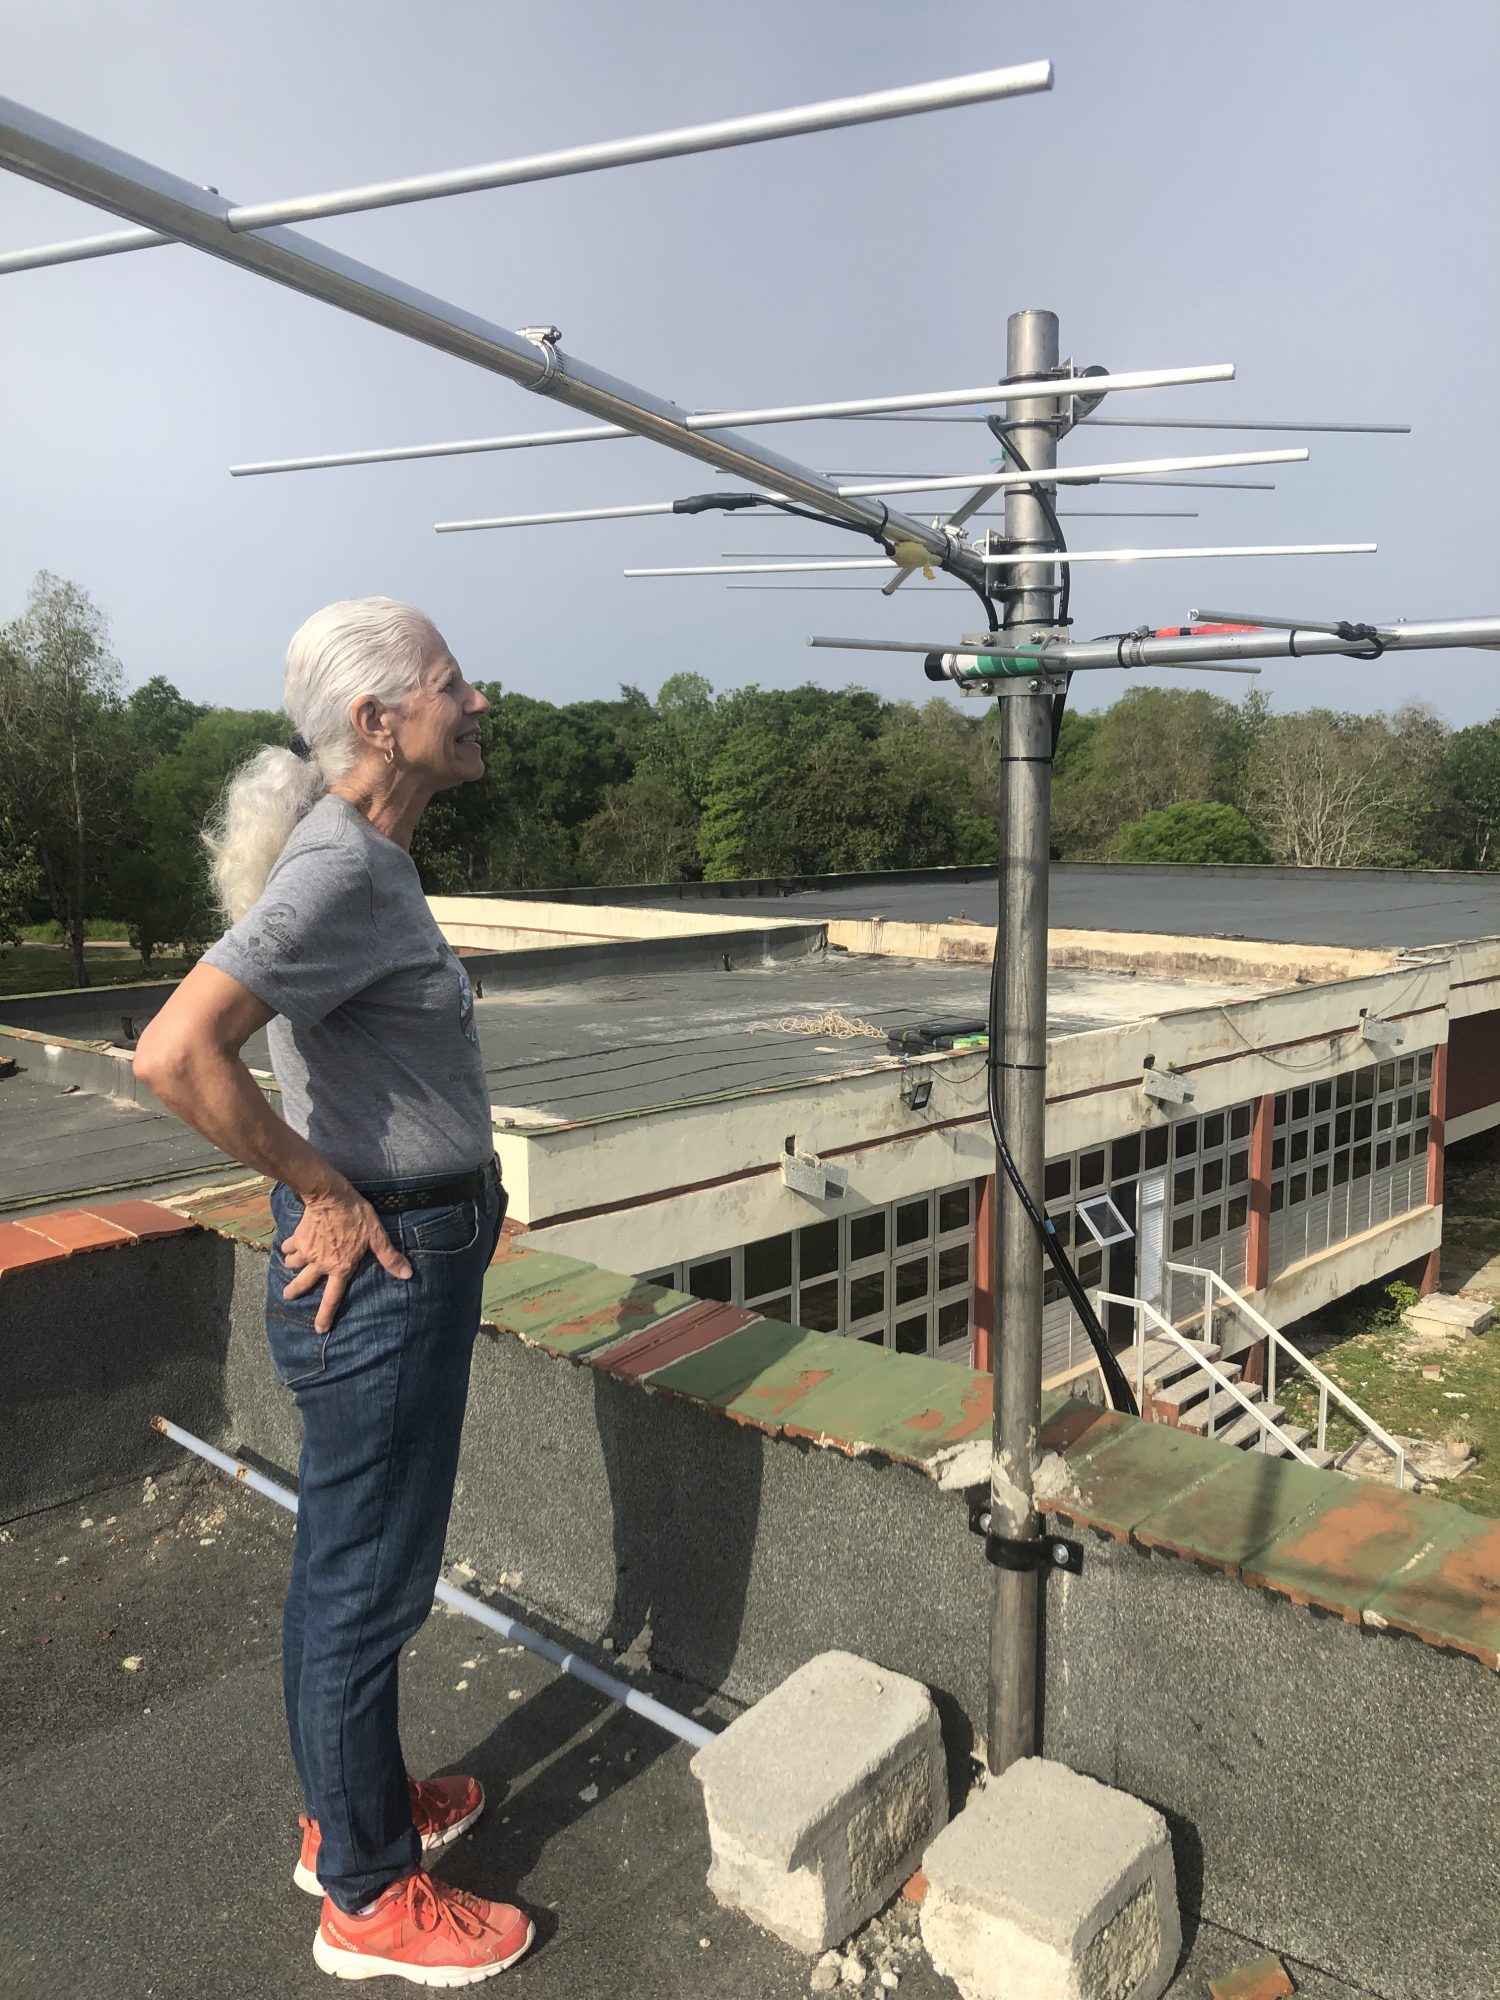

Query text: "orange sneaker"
[295, 1774, 486, 1896]
[313, 1870, 534, 1985]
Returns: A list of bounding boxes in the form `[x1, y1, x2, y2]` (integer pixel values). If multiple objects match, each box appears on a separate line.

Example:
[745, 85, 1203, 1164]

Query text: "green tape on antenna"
[953, 651, 1046, 680]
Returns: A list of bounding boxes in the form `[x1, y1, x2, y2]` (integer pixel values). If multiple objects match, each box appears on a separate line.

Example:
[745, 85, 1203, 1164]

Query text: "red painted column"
[973, 1173, 996, 1374]
[1421, 1042, 1448, 1296]
[1242, 1091, 1276, 1391]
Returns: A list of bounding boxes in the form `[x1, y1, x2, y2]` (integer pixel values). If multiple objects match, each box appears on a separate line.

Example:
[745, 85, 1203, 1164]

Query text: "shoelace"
[402, 1871, 492, 1944]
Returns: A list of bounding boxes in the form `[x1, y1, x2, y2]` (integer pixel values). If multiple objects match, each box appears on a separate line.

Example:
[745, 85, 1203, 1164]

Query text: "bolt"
[1052, 1542, 1071, 1567]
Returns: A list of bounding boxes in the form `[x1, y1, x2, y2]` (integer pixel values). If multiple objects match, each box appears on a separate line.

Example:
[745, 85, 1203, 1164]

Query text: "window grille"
[638, 1181, 977, 1362]
[1268, 1051, 1432, 1275]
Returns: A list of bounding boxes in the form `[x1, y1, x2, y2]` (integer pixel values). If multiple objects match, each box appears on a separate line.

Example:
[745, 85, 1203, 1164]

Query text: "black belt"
[357, 1160, 497, 1213]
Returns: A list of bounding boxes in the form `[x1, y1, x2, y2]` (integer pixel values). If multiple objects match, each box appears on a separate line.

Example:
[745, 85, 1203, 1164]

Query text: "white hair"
[204, 597, 440, 922]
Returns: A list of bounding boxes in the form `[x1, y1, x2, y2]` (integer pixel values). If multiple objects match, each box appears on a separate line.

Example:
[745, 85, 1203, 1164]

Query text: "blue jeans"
[265, 1163, 504, 1912]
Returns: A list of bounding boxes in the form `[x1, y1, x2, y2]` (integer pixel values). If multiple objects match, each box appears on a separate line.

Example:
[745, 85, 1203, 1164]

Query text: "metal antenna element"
[810, 617, 1500, 673]
[843, 412, 1410, 434]
[1078, 417, 1410, 434]
[806, 634, 1260, 672]
[1187, 604, 1396, 636]
[981, 542, 1376, 567]
[0, 62, 1053, 276]
[626, 544, 1375, 579]
[228, 365, 1236, 478]
[431, 450, 1309, 535]
[0, 95, 987, 583]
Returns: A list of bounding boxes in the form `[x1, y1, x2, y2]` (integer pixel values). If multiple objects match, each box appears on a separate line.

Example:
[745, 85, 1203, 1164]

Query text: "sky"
[4, 1, 1499, 724]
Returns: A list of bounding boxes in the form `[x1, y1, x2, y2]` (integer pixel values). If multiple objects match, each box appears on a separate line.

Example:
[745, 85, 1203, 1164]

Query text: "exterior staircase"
[1125, 1331, 1335, 1467]
[1100, 1263, 1410, 1487]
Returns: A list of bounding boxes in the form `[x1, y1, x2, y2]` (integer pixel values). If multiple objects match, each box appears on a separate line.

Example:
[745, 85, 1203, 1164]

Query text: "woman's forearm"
[136, 1040, 350, 1204]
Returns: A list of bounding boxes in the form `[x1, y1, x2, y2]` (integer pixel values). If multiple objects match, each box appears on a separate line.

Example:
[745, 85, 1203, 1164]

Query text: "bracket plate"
[969, 1501, 1084, 1576]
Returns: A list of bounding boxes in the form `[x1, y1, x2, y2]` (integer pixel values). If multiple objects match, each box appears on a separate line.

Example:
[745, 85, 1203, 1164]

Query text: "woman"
[135, 598, 533, 1985]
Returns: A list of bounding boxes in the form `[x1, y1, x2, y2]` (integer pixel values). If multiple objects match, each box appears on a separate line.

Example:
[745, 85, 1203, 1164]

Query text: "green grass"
[0, 946, 192, 1001]
[16, 919, 133, 943]
[1275, 1140, 1500, 1520]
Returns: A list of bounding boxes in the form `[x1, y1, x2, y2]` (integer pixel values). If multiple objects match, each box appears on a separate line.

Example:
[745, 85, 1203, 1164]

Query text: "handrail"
[1165, 1262, 1407, 1490]
[1095, 1290, 1320, 1469]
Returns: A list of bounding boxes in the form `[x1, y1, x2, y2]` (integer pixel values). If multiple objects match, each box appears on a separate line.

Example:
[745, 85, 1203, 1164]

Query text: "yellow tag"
[888, 537, 936, 580]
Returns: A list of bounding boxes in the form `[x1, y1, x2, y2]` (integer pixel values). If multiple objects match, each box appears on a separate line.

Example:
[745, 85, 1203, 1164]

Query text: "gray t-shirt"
[203, 793, 493, 1184]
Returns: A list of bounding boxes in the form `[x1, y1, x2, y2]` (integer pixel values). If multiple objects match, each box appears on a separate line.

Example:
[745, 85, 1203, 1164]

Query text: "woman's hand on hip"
[279, 1189, 414, 1331]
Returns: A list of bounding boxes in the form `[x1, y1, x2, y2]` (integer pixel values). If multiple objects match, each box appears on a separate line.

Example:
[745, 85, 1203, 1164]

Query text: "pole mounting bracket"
[968, 1501, 1084, 1576]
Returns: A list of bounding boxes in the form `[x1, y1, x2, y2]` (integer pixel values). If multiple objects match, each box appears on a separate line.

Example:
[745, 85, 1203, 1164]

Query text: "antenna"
[429, 450, 1309, 536]
[3, 68, 1495, 1801]
[226, 365, 1236, 479]
[0, 62, 1053, 274]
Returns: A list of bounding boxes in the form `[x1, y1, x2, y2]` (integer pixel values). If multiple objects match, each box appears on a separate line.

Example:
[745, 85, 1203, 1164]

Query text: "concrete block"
[1403, 1292, 1493, 1335]
[689, 1649, 947, 1955]
[920, 1758, 1179, 2000]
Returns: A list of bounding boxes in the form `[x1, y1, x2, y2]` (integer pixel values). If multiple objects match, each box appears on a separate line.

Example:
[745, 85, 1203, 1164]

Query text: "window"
[637, 1181, 978, 1361]
[1269, 1053, 1432, 1274]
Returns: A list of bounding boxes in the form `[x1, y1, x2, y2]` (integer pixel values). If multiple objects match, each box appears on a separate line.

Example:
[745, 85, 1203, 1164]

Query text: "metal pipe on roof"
[150, 1416, 715, 1750]
[0, 95, 978, 580]
[0, 61, 1054, 275]
[227, 365, 1237, 478]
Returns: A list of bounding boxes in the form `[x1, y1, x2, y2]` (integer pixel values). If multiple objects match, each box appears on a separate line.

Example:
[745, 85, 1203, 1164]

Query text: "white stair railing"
[1095, 1290, 1321, 1469]
[1166, 1261, 1407, 1490]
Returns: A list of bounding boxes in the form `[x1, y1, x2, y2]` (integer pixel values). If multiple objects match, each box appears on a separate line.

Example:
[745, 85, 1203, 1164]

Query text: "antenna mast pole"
[988, 307, 1061, 1775]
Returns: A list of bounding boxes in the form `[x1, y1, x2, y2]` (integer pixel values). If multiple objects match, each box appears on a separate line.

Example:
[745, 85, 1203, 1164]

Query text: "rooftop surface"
[0, 1067, 233, 1220]
[0, 1465, 1361, 2000]
[0, 940, 1272, 1213]
[241, 953, 1271, 1126]
[577, 863, 1500, 951]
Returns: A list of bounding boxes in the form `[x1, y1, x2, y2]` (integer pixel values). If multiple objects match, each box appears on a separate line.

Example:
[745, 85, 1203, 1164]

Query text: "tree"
[695, 691, 977, 881]
[578, 772, 700, 884]
[126, 675, 205, 760]
[1116, 800, 1271, 865]
[0, 812, 42, 948]
[0, 574, 134, 986]
[1244, 709, 1391, 867]
[119, 707, 292, 961]
[1445, 719, 1500, 868]
[1052, 687, 1234, 858]
[633, 671, 725, 807]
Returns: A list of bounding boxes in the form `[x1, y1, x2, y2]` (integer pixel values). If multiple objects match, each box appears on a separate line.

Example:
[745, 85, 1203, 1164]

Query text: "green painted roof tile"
[493, 1267, 689, 1358]
[1241, 1479, 1480, 1624]
[1131, 1450, 1335, 1576]
[1364, 1511, 1500, 1669]
[1042, 1418, 1234, 1542]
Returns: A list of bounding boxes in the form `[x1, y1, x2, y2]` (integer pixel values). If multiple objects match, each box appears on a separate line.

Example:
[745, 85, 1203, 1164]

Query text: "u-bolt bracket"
[969, 1499, 1084, 1576]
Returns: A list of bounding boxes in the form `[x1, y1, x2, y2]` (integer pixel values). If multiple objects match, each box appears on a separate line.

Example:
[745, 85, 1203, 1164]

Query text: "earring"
[384, 745, 395, 767]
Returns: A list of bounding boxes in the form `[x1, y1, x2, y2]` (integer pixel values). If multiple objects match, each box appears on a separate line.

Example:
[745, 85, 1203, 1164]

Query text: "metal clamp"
[969, 1501, 1083, 1576]
[517, 324, 563, 395]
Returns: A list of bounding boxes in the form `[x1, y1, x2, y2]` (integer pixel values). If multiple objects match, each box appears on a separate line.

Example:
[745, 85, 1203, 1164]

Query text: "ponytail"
[203, 744, 330, 923]
[201, 596, 438, 923]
